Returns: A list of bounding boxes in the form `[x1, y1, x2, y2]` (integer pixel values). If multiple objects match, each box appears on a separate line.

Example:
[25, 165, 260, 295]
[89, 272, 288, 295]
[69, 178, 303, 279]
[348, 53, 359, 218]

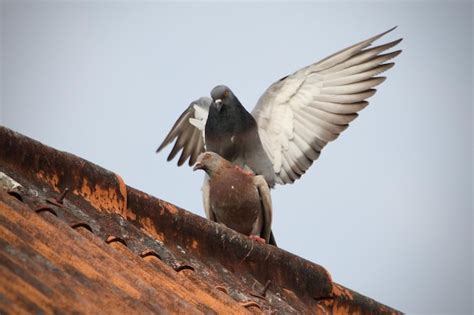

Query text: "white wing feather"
[252, 28, 402, 184]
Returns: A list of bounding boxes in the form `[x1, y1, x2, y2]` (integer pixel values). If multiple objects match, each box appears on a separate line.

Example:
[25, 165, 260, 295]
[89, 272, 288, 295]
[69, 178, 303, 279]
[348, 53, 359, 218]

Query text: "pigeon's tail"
[269, 231, 277, 247]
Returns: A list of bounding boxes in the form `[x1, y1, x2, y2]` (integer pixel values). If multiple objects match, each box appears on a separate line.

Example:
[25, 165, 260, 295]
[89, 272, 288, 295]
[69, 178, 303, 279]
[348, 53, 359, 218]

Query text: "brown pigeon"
[193, 152, 274, 245]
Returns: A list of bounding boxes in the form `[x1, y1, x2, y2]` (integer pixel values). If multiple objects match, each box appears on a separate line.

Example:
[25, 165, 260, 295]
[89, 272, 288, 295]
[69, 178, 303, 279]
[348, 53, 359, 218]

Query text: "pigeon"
[193, 152, 274, 244]
[157, 27, 402, 187]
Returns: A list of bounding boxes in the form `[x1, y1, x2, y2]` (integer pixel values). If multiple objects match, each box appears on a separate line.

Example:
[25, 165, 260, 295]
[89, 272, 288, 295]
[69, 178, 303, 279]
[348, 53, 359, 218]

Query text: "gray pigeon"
[193, 152, 274, 244]
[157, 27, 402, 186]
[204, 85, 276, 187]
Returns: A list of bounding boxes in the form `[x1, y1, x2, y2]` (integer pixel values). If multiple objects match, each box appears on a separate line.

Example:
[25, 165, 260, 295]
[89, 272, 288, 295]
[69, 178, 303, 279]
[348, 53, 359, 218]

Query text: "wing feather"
[293, 133, 321, 159]
[313, 89, 377, 104]
[323, 64, 393, 87]
[189, 130, 205, 166]
[289, 141, 314, 171]
[321, 77, 385, 95]
[322, 39, 402, 74]
[325, 51, 401, 79]
[310, 100, 368, 114]
[294, 110, 338, 142]
[281, 155, 298, 183]
[171, 126, 194, 164]
[306, 106, 358, 125]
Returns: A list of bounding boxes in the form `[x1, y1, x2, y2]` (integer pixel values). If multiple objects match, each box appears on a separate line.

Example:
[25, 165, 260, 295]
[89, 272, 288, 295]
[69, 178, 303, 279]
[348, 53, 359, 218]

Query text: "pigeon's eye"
[223, 90, 229, 98]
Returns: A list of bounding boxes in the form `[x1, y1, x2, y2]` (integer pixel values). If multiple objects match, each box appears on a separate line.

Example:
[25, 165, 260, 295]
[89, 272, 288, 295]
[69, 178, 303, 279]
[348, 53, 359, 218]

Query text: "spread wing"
[156, 97, 211, 166]
[252, 27, 402, 184]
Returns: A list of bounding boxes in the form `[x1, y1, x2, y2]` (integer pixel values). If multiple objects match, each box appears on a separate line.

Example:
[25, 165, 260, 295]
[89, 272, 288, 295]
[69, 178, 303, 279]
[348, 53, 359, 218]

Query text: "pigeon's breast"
[205, 131, 237, 161]
[208, 170, 262, 236]
[205, 102, 255, 164]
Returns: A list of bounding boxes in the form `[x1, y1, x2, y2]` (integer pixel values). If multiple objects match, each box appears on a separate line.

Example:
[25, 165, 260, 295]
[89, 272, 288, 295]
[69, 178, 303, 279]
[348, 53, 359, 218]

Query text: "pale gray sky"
[1, 1, 472, 314]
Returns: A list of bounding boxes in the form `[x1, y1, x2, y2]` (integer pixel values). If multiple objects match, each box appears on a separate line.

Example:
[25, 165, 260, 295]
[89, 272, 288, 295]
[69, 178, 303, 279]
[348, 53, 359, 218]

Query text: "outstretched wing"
[156, 97, 211, 166]
[252, 27, 402, 184]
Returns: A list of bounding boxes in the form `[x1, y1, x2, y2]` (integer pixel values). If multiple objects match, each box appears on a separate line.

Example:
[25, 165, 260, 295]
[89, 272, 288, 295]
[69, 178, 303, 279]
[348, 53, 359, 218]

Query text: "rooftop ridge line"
[0, 125, 402, 314]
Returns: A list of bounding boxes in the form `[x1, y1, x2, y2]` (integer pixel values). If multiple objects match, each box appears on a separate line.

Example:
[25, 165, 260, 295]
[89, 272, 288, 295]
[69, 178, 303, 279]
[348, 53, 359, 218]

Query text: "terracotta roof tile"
[0, 126, 401, 314]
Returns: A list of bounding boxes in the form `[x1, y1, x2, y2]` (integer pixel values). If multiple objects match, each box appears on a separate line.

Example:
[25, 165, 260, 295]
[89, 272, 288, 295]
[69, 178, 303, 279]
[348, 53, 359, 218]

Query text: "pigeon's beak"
[213, 99, 223, 112]
[193, 162, 203, 171]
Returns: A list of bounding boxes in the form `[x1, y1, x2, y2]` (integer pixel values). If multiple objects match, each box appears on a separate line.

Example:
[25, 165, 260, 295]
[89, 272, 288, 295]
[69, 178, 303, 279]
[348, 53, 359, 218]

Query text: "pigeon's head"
[210, 85, 235, 112]
[193, 151, 230, 175]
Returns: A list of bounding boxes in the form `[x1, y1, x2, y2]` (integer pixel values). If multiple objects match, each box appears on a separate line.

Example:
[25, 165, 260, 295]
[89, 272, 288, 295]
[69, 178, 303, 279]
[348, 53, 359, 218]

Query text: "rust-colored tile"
[0, 125, 402, 314]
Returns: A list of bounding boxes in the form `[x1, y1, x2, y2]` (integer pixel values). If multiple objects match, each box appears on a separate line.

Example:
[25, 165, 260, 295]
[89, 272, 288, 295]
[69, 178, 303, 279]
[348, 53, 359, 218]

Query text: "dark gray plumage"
[205, 86, 276, 187]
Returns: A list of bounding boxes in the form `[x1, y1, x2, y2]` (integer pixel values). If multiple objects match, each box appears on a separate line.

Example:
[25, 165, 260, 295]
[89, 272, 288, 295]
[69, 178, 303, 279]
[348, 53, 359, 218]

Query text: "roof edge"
[0, 125, 402, 313]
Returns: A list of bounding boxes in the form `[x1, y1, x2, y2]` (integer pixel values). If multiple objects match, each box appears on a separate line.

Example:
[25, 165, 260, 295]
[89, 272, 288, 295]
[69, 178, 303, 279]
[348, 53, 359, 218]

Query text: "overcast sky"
[1, 1, 472, 314]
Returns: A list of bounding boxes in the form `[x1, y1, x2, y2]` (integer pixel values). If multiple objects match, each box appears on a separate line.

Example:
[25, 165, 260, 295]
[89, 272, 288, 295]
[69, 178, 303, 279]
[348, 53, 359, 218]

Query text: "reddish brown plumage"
[209, 166, 263, 236]
[194, 152, 273, 244]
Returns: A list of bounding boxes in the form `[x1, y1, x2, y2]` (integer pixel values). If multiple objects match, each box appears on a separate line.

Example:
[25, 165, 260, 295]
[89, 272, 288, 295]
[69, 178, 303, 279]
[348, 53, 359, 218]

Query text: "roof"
[0, 125, 402, 314]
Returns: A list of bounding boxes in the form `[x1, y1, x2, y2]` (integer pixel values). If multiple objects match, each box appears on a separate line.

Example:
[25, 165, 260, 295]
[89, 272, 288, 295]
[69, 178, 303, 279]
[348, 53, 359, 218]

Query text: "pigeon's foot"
[248, 235, 266, 244]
